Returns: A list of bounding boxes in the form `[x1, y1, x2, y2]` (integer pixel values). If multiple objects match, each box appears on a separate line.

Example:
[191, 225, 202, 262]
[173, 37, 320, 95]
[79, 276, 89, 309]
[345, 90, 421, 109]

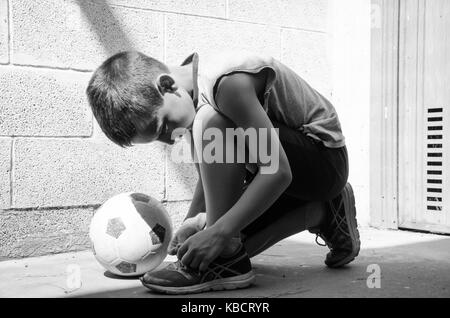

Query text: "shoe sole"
[326, 183, 361, 268]
[141, 271, 256, 295]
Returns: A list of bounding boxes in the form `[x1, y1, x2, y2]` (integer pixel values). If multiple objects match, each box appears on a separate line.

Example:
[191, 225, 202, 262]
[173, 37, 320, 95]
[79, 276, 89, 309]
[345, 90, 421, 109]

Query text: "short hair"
[86, 51, 169, 147]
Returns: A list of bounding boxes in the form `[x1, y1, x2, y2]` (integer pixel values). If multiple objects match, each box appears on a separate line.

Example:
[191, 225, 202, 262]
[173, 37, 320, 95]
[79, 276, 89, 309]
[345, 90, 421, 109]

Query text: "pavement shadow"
[74, 0, 198, 198]
[71, 237, 450, 298]
[75, 0, 135, 55]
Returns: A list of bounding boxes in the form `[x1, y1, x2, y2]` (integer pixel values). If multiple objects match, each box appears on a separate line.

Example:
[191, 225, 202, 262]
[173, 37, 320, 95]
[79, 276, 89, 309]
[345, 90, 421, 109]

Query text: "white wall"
[0, 0, 334, 258]
[328, 0, 372, 226]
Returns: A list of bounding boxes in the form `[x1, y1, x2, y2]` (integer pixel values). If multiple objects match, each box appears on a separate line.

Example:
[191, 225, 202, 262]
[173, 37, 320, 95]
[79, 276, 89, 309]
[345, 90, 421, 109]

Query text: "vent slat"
[428, 117, 443, 122]
[427, 206, 443, 211]
[427, 144, 443, 149]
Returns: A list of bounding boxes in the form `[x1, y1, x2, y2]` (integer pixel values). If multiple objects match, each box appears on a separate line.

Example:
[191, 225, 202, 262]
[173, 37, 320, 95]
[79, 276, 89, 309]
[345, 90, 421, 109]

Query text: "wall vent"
[426, 108, 444, 212]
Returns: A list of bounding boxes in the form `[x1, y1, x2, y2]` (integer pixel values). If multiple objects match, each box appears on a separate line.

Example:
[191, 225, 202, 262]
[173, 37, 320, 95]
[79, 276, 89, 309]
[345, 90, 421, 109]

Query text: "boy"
[86, 50, 360, 295]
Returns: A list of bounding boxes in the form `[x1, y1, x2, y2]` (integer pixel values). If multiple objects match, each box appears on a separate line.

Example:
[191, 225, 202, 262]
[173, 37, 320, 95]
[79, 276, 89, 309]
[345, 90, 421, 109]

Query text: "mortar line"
[225, 0, 230, 19]
[109, 4, 228, 20]
[108, 4, 327, 34]
[4, 204, 101, 213]
[8, 63, 93, 73]
[4, 200, 192, 212]
[9, 137, 14, 208]
[6, 0, 11, 64]
[1, 135, 92, 139]
[6, 0, 12, 65]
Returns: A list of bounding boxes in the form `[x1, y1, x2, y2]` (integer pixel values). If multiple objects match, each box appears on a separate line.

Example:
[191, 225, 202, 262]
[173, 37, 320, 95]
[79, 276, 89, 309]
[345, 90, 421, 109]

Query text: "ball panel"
[150, 223, 166, 245]
[106, 217, 126, 239]
[115, 261, 137, 274]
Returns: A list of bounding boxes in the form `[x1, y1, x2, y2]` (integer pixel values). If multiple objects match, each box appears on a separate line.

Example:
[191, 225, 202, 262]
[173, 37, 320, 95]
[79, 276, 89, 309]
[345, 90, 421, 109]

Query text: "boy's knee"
[192, 105, 247, 164]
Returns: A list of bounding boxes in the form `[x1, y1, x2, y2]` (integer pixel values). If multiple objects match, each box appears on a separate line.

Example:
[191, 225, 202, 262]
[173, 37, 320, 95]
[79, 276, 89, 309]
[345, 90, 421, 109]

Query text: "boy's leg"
[192, 105, 248, 255]
[141, 106, 358, 294]
[192, 106, 327, 254]
[242, 195, 327, 258]
[140, 105, 328, 294]
[241, 121, 359, 267]
[192, 106, 247, 228]
[141, 105, 257, 294]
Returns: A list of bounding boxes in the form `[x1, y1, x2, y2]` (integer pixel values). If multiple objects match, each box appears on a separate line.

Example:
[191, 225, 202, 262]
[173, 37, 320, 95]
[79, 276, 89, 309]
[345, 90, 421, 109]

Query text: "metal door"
[398, 0, 450, 233]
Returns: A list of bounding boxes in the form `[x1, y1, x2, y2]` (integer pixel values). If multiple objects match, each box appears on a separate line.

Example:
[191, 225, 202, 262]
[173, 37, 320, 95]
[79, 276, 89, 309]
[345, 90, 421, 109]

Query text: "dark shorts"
[242, 121, 349, 236]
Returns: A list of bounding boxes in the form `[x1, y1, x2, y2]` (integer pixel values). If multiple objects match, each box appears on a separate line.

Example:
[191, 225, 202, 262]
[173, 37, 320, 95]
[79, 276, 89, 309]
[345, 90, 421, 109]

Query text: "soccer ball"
[89, 192, 173, 277]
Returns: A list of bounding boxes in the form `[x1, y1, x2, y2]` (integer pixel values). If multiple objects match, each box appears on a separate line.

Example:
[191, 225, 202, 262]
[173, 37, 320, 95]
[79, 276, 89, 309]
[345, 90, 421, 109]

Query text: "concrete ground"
[1, 227, 449, 298]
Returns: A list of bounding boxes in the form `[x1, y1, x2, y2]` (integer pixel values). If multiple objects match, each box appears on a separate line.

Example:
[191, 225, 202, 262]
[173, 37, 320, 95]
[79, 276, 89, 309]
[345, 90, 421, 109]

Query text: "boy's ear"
[156, 74, 178, 95]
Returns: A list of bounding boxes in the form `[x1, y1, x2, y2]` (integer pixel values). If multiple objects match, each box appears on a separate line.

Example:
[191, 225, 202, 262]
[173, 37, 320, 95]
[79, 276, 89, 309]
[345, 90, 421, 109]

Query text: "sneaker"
[311, 183, 360, 268]
[140, 244, 255, 295]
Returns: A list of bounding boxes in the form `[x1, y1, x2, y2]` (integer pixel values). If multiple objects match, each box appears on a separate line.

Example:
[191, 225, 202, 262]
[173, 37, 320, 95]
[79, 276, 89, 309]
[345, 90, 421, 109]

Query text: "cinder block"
[0, 207, 95, 258]
[228, 0, 328, 31]
[166, 138, 198, 201]
[163, 200, 192, 231]
[166, 161, 198, 202]
[165, 15, 281, 65]
[0, 0, 8, 63]
[13, 138, 166, 208]
[0, 66, 92, 137]
[109, 0, 226, 18]
[0, 138, 11, 209]
[281, 29, 332, 97]
[11, 0, 164, 70]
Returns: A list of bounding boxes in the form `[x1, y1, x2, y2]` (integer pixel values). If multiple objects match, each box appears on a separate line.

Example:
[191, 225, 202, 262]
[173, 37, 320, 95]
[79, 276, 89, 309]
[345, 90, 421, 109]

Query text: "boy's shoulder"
[198, 49, 275, 77]
[215, 70, 268, 102]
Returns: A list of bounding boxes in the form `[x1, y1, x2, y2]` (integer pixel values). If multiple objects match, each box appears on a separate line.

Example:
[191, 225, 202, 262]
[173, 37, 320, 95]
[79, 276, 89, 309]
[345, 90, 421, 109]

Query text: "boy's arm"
[185, 177, 206, 220]
[211, 73, 293, 237]
[185, 132, 206, 221]
[176, 72, 292, 271]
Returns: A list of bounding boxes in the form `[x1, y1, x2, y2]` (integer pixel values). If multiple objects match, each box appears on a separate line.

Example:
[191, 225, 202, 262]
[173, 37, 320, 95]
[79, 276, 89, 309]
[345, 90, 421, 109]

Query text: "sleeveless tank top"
[181, 50, 345, 148]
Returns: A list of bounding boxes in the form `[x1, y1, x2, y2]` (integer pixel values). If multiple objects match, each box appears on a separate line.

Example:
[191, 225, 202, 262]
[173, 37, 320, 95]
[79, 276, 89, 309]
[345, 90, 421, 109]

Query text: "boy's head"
[86, 51, 196, 147]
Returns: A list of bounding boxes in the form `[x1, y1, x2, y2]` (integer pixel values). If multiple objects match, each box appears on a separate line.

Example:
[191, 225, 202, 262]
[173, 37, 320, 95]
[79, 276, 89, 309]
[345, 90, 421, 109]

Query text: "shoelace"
[315, 197, 349, 248]
[174, 260, 201, 276]
[328, 198, 351, 241]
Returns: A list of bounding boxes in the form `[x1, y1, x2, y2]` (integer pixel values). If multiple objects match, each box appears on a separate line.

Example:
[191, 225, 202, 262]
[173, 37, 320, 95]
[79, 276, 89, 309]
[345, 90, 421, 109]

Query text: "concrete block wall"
[0, 0, 370, 259]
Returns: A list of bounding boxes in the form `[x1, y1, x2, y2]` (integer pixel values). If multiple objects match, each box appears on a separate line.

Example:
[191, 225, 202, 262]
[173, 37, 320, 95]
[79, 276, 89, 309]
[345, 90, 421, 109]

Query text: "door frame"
[370, 0, 400, 229]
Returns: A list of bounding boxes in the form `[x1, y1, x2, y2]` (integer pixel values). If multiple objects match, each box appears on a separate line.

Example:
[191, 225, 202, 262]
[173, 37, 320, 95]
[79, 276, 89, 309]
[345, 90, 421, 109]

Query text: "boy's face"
[132, 87, 196, 145]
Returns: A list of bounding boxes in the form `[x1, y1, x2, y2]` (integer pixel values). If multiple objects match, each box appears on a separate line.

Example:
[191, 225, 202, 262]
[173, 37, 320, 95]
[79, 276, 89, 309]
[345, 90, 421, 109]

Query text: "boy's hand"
[168, 213, 206, 255]
[177, 225, 230, 272]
